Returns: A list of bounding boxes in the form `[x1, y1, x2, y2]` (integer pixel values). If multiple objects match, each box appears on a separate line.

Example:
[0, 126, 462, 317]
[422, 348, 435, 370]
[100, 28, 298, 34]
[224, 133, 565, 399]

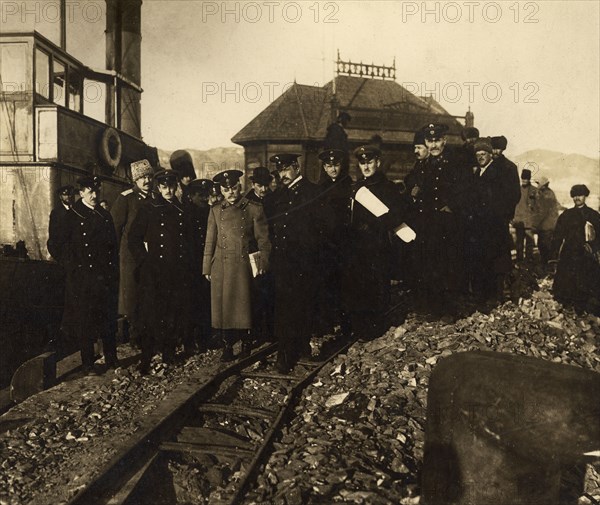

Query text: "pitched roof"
[232, 75, 464, 145]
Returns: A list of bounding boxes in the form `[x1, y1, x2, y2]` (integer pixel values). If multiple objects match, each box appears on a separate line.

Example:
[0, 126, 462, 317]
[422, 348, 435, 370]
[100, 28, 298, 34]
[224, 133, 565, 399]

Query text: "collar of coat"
[221, 197, 250, 210]
[151, 195, 185, 212]
[356, 171, 387, 188]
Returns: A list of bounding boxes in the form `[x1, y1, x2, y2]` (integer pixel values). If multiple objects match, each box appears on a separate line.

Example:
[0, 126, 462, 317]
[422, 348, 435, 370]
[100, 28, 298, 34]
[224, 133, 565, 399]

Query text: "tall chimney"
[105, 0, 142, 138]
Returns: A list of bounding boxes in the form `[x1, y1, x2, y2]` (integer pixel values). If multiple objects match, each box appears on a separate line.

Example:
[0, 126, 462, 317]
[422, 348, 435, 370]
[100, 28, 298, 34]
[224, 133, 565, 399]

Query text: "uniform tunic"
[128, 196, 191, 344]
[59, 199, 118, 361]
[110, 186, 149, 317]
[187, 203, 211, 336]
[202, 197, 271, 329]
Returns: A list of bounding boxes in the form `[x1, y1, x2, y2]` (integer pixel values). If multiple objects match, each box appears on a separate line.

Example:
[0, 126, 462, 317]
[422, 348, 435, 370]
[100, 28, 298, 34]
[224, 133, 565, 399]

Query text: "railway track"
[66, 338, 356, 505]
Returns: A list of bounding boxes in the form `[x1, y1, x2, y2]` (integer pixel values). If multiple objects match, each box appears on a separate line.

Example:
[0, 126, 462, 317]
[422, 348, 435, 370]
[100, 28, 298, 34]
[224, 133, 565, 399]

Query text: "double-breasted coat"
[202, 197, 271, 330]
[341, 171, 408, 316]
[60, 199, 119, 343]
[413, 148, 471, 299]
[270, 177, 323, 361]
[128, 195, 192, 339]
[187, 202, 211, 333]
[111, 186, 149, 317]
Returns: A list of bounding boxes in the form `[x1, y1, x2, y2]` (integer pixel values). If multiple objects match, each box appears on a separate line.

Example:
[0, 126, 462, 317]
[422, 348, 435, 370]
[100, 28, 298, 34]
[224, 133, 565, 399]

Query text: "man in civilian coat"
[341, 145, 410, 342]
[111, 159, 153, 345]
[129, 169, 192, 373]
[465, 138, 517, 307]
[269, 153, 322, 373]
[47, 184, 75, 261]
[59, 176, 119, 374]
[203, 170, 271, 361]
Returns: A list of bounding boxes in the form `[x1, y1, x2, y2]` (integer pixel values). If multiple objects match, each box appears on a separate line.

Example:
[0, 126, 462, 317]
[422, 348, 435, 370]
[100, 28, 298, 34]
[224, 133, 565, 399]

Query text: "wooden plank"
[240, 372, 296, 381]
[160, 441, 253, 457]
[197, 403, 275, 419]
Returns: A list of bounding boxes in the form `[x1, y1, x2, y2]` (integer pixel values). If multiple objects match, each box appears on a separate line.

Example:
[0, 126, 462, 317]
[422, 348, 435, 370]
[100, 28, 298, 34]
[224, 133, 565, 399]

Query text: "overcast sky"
[137, 0, 599, 160]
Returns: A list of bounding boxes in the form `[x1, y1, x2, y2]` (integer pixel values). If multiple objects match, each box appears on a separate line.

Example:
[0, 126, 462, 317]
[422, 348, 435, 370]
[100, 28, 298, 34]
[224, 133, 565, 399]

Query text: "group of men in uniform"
[47, 119, 530, 375]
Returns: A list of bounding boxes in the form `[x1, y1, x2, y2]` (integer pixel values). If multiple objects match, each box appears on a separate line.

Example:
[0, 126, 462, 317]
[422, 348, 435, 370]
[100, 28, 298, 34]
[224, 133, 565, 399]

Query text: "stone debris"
[244, 279, 600, 504]
[0, 279, 599, 505]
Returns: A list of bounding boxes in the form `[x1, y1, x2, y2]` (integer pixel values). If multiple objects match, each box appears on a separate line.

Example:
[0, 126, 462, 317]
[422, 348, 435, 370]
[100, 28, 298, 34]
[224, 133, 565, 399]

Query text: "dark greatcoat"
[315, 173, 353, 332]
[59, 199, 118, 353]
[244, 189, 277, 341]
[465, 159, 517, 299]
[128, 195, 192, 343]
[341, 171, 408, 320]
[202, 197, 271, 330]
[187, 202, 211, 337]
[110, 186, 149, 317]
[47, 203, 71, 261]
[552, 205, 600, 314]
[270, 177, 322, 363]
[413, 148, 471, 304]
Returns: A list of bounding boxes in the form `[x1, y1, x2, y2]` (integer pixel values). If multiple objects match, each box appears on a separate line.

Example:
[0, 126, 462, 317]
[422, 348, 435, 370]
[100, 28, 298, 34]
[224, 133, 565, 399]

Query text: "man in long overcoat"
[269, 153, 322, 373]
[111, 159, 153, 345]
[60, 176, 119, 374]
[414, 123, 471, 317]
[315, 148, 352, 336]
[465, 138, 517, 306]
[203, 170, 271, 361]
[341, 145, 409, 341]
[244, 166, 276, 344]
[129, 170, 192, 373]
[551, 184, 600, 315]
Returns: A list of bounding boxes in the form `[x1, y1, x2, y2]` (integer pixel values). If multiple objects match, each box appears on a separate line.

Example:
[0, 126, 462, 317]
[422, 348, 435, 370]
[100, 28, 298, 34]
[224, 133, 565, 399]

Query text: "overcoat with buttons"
[59, 198, 119, 339]
[202, 197, 271, 329]
[128, 195, 192, 337]
[111, 186, 149, 317]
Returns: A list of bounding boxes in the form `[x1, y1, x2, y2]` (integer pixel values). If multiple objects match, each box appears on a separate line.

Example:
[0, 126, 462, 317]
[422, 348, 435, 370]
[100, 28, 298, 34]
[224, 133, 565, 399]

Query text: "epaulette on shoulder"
[121, 188, 134, 196]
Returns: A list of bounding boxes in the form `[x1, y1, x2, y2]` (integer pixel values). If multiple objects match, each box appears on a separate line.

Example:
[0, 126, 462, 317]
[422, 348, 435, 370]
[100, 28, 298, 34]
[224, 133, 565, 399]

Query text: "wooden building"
[232, 55, 473, 183]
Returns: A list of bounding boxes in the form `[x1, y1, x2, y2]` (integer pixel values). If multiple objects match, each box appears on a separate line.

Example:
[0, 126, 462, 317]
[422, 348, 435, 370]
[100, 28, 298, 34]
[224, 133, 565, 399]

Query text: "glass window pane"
[68, 68, 82, 112]
[83, 79, 106, 123]
[35, 49, 50, 99]
[52, 61, 66, 106]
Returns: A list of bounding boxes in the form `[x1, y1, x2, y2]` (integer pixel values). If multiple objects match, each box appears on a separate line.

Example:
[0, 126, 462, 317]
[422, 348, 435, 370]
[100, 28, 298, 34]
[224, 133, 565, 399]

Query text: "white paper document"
[355, 186, 389, 217]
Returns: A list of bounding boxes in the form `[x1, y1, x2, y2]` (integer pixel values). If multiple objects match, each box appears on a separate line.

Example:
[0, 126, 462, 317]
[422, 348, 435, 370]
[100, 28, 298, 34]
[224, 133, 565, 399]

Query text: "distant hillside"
[513, 150, 600, 210]
[157, 147, 244, 180]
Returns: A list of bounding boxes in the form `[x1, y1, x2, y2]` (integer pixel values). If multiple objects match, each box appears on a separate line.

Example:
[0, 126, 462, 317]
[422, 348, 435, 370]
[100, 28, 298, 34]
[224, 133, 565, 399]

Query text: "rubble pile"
[246, 280, 600, 504]
[0, 349, 222, 505]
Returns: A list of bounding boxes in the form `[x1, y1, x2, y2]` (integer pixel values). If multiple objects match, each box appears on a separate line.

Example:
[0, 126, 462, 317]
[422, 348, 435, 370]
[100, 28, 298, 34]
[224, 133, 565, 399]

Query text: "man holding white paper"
[341, 145, 411, 342]
[202, 170, 271, 361]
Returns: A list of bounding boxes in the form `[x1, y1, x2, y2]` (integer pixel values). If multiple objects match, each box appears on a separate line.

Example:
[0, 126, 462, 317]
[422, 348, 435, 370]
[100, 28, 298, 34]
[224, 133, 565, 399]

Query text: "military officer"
[129, 169, 192, 373]
[111, 159, 153, 346]
[341, 145, 409, 341]
[244, 166, 276, 344]
[269, 153, 322, 373]
[60, 176, 119, 374]
[413, 123, 471, 317]
[186, 178, 214, 352]
[203, 170, 271, 361]
[47, 184, 75, 261]
[315, 148, 353, 336]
